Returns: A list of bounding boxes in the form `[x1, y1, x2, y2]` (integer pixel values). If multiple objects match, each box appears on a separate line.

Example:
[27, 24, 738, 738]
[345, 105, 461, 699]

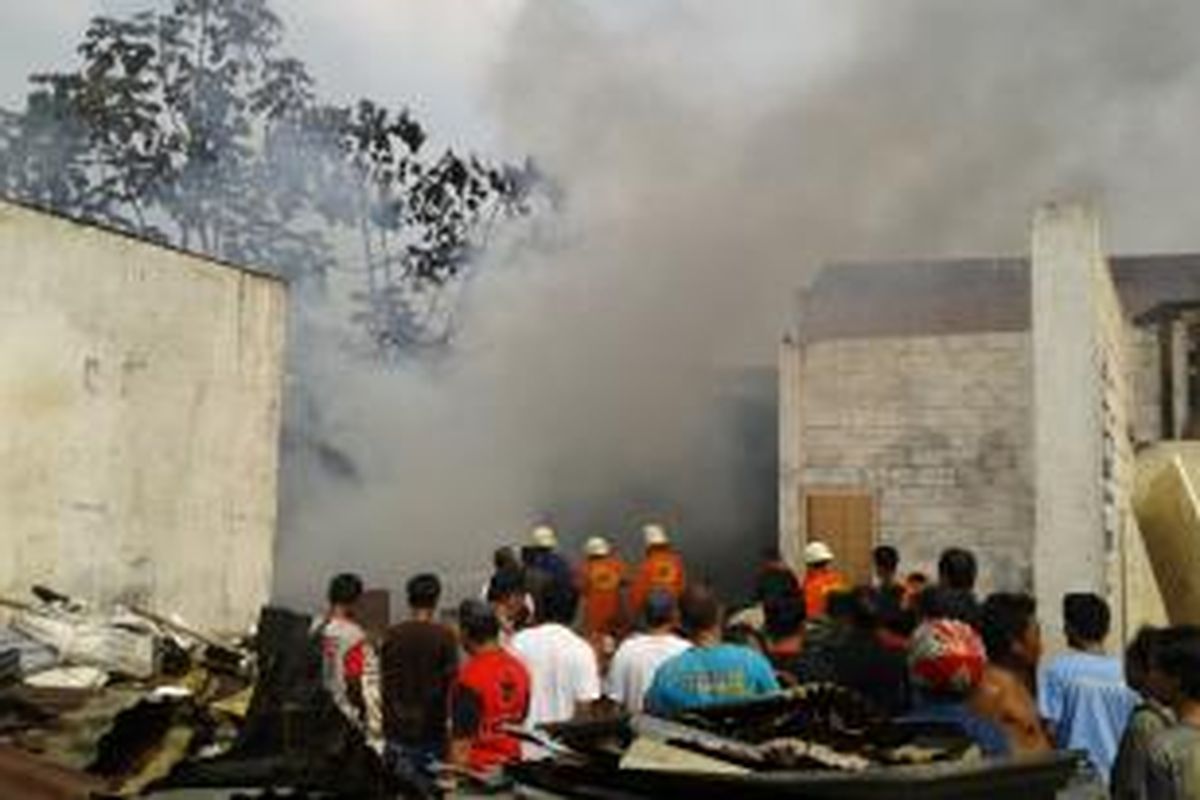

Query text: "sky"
[0, 0, 526, 149]
[0, 1, 853, 155]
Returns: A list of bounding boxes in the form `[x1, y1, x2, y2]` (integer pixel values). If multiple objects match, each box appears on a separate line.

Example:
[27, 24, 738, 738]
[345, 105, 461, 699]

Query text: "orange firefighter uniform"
[579, 554, 627, 635]
[802, 566, 847, 619]
[629, 546, 687, 617]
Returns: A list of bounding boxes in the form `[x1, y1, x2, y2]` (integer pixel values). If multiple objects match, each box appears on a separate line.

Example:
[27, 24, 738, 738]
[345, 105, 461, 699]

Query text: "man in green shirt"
[1146, 626, 1200, 800]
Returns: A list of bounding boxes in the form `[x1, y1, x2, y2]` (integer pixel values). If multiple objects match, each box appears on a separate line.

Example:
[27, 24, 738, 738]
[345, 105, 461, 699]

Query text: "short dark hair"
[1159, 626, 1200, 699]
[493, 546, 519, 572]
[763, 595, 806, 640]
[679, 584, 722, 637]
[1063, 592, 1110, 644]
[916, 586, 981, 629]
[407, 573, 442, 610]
[873, 545, 899, 572]
[328, 573, 364, 606]
[538, 581, 579, 625]
[643, 590, 678, 629]
[487, 567, 524, 602]
[938, 548, 977, 591]
[458, 599, 500, 645]
[754, 566, 799, 604]
[980, 592, 1037, 661]
[1125, 626, 1161, 677]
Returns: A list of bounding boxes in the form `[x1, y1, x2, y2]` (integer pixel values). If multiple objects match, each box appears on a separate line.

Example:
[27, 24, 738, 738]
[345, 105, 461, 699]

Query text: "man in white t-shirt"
[511, 580, 601, 749]
[607, 590, 690, 713]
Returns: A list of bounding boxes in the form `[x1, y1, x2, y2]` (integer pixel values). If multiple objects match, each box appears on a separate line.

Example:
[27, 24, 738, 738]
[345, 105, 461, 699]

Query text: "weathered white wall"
[782, 331, 1034, 591]
[1031, 202, 1139, 650]
[0, 200, 286, 634]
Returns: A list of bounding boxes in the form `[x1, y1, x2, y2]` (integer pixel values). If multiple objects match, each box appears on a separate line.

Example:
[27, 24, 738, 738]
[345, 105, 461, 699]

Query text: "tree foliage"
[0, 0, 539, 352]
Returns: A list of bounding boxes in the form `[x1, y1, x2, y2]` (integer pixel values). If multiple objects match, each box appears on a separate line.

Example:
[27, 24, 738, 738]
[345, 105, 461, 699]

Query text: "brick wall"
[795, 332, 1033, 592]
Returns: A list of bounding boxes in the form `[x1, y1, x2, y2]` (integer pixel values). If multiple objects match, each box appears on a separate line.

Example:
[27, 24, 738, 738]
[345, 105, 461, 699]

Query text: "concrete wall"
[1030, 202, 1146, 649]
[781, 331, 1034, 591]
[0, 200, 286, 633]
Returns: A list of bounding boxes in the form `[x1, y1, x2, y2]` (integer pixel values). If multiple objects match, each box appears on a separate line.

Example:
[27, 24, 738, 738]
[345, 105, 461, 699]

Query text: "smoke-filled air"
[274, 0, 1200, 607]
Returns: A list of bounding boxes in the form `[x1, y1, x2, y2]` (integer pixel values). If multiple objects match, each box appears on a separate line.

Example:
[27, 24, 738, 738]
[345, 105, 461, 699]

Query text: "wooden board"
[805, 491, 875, 586]
[1133, 455, 1200, 625]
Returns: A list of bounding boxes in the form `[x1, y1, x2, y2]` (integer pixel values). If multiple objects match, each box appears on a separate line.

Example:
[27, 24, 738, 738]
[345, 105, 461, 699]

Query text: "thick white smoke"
[274, 0, 1200, 611]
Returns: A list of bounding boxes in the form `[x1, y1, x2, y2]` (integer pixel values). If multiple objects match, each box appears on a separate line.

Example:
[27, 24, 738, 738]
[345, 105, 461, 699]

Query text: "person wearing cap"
[902, 618, 1009, 756]
[521, 524, 574, 602]
[578, 536, 628, 638]
[629, 523, 687, 619]
[801, 540, 847, 619]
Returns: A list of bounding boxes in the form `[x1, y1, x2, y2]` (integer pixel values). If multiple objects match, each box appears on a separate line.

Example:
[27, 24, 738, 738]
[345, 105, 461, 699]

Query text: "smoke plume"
[274, 0, 1200, 609]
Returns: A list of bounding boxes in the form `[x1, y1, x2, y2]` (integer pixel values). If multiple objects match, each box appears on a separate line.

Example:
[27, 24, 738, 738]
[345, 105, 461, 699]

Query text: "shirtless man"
[973, 592, 1053, 753]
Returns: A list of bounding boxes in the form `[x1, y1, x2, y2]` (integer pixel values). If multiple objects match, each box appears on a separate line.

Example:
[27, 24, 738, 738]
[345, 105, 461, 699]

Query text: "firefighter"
[578, 536, 627, 637]
[801, 540, 847, 618]
[522, 524, 574, 610]
[629, 523, 687, 618]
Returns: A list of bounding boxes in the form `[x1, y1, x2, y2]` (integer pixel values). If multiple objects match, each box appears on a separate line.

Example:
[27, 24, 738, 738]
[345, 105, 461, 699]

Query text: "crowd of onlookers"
[311, 524, 1200, 799]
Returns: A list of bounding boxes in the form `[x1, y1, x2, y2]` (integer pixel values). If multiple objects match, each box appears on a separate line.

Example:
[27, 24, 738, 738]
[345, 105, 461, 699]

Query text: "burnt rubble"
[0, 590, 1080, 799]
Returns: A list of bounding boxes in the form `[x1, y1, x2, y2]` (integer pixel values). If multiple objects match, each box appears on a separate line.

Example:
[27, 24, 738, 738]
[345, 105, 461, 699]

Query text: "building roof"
[0, 195, 285, 284]
[797, 254, 1200, 342]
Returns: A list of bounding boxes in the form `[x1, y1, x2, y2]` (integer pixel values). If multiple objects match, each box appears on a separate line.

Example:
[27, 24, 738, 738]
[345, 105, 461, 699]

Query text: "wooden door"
[805, 491, 876, 586]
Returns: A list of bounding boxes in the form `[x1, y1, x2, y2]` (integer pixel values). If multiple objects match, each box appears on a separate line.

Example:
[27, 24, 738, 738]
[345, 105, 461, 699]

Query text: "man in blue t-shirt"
[644, 583, 780, 716]
[1038, 593, 1137, 782]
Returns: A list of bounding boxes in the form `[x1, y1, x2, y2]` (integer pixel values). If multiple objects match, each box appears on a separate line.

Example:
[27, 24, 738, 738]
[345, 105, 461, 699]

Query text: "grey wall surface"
[784, 331, 1034, 591]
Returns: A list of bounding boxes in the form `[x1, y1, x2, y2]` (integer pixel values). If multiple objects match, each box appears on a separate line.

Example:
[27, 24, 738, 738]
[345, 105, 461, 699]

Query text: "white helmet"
[804, 540, 835, 565]
[584, 536, 611, 558]
[643, 523, 670, 548]
[531, 524, 558, 549]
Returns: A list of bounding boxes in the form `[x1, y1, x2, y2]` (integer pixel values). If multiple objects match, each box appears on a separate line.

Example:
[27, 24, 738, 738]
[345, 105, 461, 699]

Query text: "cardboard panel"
[1133, 456, 1200, 625]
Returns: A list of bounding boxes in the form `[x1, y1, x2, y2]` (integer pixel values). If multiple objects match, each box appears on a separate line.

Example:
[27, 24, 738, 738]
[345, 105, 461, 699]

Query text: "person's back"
[380, 573, 458, 790]
[607, 591, 690, 713]
[315, 572, 381, 737]
[1113, 627, 1178, 800]
[1144, 625, 1200, 800]
[381, 623, 458, 746]
[451, 600, 530, 779]
[974, 664, 1051, 753]
[972, 593, 1051, 754]
[762, 594, 831, 686]
[630, 525, 687, 616]
[801, 541, 846, 619]
[1146, 724, 1200, 800]
[643, 584, 779, 716]
[830, 616, 909, 715]
[1038, 593, 1137, 781]
[510, 582, 600, 729]
[902, 618, 1009, 757]
[579, 538, 627, 636]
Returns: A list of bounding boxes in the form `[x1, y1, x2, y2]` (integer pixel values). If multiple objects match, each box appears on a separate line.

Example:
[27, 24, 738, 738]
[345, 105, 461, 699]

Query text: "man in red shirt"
[450, 599, 530, 781]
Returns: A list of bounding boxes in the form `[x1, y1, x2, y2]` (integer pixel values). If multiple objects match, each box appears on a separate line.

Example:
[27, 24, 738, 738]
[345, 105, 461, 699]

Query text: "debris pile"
[0, 588, 386, 799]
[510, 686, 1081, 800]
